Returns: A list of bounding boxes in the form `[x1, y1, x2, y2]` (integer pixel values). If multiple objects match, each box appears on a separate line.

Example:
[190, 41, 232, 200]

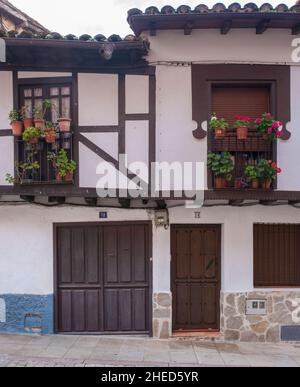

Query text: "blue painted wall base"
[0, 294, 53, 334]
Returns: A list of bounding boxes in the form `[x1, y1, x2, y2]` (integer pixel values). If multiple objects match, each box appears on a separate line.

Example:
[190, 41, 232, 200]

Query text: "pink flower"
[255, 118, 262, 124]
[272, 122, 279, 129]
[266, 113, 272, 119]
[276, 130, 282, 137]
[267, 127, 273, 135]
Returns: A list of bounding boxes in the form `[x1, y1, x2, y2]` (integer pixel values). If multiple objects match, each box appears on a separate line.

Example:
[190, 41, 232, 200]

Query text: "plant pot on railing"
[234, 116, 251, 140]
[214, 177, 227, 189]
[209, 114, 228, 139]
[245, 165, 260, 189]
[251, 179, 260, 189]
[44, 128, 56, 144]
[261, 180, 272, 190]
[58, 118, 72, 132]
[11, 121, 23, 136]
[23, 118, 34, 129]
[236, 126, 248, 140]
[34, 119, 45, 130]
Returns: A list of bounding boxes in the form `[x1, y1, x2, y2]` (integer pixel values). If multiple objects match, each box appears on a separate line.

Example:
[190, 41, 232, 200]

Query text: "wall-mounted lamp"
[154, 209, 169, 229]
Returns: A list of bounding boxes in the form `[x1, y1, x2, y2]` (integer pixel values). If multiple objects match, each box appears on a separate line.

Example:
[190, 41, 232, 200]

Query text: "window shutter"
[254, 224, 300, 287]
[212, 86, 270, 126]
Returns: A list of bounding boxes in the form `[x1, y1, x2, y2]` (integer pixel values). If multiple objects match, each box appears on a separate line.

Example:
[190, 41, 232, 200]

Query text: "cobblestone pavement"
[0, 334, 300, 367]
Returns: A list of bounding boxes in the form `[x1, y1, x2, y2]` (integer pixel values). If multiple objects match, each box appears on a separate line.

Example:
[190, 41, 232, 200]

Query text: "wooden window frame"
[208, 80, 277, 189]
[254, 223, 300, 288]
[15, 77, 74, 185]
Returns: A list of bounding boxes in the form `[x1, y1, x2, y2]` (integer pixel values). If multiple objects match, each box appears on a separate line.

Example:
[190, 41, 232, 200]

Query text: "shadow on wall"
[0, 295, 53, 334]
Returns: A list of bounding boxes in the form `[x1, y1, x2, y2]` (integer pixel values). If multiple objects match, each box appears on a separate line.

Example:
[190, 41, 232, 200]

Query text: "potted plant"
[20, 106, 33, 129]
[207, 151, 234, 189]
[58, 117, 72, 132]
[209, 114, 229, 139]
[234, 115, 251, 140]
[255, 113, 283, 141]
[43, 122, 57, 144]
[48, 149, 76, 182]
[22, 127, 41, 145]
[6, 159, 40, 185]
[234, 176, 247, 190]
[257, 159, 282, 189]
[9, 110, 23, 136]
[33, 99, 54, 130]
[245, 165, 260, 189]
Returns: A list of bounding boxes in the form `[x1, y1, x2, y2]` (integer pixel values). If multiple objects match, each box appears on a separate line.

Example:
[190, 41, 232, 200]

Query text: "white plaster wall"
[18, 72, 72, 78]
[125, 75, 149, 114]
[1, 204, 300, 295]
[78, 73, 118, 126]
[277, 66, 300, 190]
[0, 137, 14, 185]
[125, 120, 149, 167]
[0, 71, 13, 129]
[81, 132, 119, 160]
[0, 205, 150, 295]
[146, 29, 296, 64]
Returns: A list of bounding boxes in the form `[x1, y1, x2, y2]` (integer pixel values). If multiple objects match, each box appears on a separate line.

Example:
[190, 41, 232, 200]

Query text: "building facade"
[1, 3, 300, 342]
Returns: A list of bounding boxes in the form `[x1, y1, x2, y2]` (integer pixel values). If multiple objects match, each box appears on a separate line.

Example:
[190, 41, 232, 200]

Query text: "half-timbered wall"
[78, 72, 154, 190]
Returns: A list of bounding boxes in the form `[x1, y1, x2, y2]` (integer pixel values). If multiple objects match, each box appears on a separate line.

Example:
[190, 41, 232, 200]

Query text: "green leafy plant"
[209, 114, 229, 130]
[9, 109, 20, 123]
[234, 115, 251, 128]
[33, 99, 56, 120]
[255, 113, 283, 141]
[245, 165, 259, 182]
[45, 121, 55, 129]
[20, 106, 32, 120]
[22, 127, 41, 143]
[48, 149, 76, 178]
[207, 151, 234, 181]
[6, 158, 40, 184]
[257, 159, 282, 181]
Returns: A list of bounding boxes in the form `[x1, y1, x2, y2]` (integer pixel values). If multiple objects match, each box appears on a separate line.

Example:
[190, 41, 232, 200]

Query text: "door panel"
[172, 225, 221, 331]
[56, 223, 151, 334]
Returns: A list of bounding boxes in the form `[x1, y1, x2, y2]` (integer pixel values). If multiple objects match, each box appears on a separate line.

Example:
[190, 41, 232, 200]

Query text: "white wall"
[278, 66, 300, 190]
[0, 71, 14, 186]
[145, 29, 296, 64]
[1, 204, 300, 296]
[78, 73, 119, 126]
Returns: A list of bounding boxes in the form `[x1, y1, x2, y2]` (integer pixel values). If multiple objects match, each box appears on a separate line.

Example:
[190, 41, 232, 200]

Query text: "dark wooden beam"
[85, 197, 98, 206]
[149, 22, 156, 36]
[156, 200, 167, 209]
[48, 196, 65, 204]
[292, 22, 300, 35]
[184, 21, 194, 36]
[288, 200, 300, 205]
[119, 199, 131, 208]
[229, 200, 244, 206]
[20, 195, 35, 202]
[221, 20, 232, 35]
[259, 200, 279, 206]
[256, 19, 271, 35]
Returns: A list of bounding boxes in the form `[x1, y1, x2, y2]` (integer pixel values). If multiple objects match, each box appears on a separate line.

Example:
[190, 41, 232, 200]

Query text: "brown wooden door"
[171, 225, 221, 331]
[55, 222, 151, 334]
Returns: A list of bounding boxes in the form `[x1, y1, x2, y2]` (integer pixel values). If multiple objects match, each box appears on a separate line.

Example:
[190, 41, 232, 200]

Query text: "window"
[254, 224, 300, 287]
[210, 84, 274, 188]
[17, 81, 73, 184]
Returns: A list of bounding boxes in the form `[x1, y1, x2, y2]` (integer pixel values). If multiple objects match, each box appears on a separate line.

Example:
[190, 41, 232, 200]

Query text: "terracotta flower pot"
[44, 129, 56, 144]
[234, 179, 242, 189]
[236, 126, 248, 140]
[58, 118, 71, 132]
[23, 118, 34, 129]
[214, 127, 226, 139]
[56, 173, 63, 183]
[34, 119, 45, 130]
[251, 179, 260, 189]
[262, 180, 272, 190]
[65, 171, 74, 182]
[215, 177, 227, 189]
[29, 136, 39, 145]
[11, 121, 23, 136]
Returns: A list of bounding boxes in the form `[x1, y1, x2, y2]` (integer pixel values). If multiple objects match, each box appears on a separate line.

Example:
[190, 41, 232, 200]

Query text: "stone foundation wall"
[153, 293, 172, 339]
[221, 291, 300, 342]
